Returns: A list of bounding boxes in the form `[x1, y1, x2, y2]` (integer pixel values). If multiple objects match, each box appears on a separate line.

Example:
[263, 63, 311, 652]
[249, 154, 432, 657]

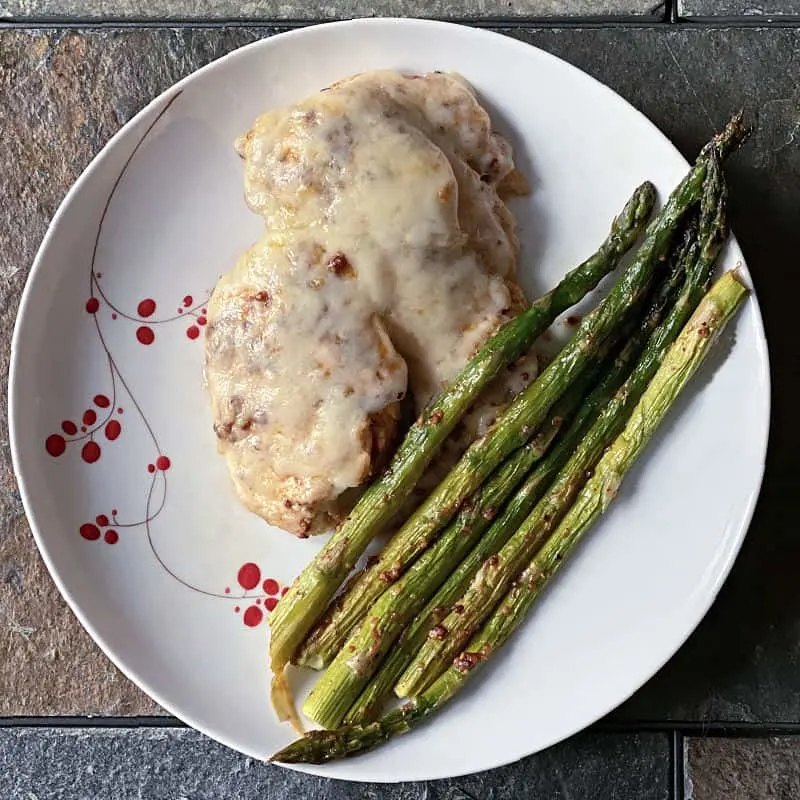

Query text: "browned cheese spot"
[327, 252, 356, 278]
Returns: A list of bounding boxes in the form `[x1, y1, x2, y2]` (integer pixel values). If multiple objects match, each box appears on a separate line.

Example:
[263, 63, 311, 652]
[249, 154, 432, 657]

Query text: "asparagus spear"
[269, 182, 657, 694]
[272, 270, 750, 764]
[396, 156, 727, 697]
[293, 115, 746, 675]
[302, 342, 621, 727]
[340, 345, 640, 726]
[343, 237, 689, 724]
[310, 210, 699, 728]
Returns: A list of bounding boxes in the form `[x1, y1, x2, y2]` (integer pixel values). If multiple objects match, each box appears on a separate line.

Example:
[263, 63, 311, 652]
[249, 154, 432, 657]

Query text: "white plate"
[9, 18, 770, 783]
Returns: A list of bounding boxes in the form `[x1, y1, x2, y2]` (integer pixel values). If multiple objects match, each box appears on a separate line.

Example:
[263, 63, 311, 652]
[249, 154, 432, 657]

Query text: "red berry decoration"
[79, 523, 101, 541]
[243, 606, 263, 627]
[81, 441, 101, 463]
[105, 420, 122, 441]
[45, 434, 66, 457]
[237, 563, 261, 591]
[136, 326, 155, 345]
[137, 298, 156, 317]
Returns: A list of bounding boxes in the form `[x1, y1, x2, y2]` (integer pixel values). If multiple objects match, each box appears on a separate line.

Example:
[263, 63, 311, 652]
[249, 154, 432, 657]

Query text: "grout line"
[678, 15, 800, 25]
[0, 716, 185, 728]
[0, 16, 672, 30]
[5, 716, 800, 736]
[597, 719, 800, 736]
[672, 730, 686, 800]
[1, 14, 799, 31]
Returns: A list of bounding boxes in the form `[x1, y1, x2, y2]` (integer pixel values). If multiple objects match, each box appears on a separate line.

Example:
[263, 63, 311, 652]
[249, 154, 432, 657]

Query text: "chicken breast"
[205, 70, 535, 536]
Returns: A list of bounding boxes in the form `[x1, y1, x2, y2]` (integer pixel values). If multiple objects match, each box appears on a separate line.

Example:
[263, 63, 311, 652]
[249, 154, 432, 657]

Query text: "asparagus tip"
[708, 110, 752, 160]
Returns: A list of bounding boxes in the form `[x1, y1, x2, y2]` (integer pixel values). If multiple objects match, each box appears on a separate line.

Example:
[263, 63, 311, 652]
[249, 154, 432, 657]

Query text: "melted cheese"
[205, 70, 531, 535]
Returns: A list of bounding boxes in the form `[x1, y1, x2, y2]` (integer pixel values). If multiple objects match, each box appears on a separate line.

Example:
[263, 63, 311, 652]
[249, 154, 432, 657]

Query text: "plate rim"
[8, 17, 772, 782]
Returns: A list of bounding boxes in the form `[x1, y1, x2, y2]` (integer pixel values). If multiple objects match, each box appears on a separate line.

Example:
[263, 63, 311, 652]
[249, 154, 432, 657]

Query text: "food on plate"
[269, 180, 657, 706]
[299, 147, 728, 728]
[273, 270, 749, 764]
[292, 182, 663, 673]
[267, 112, 751, 756]
[395, 161, 726, 701]
[344, 315, 649, 725]
[204, 70, 536, 538]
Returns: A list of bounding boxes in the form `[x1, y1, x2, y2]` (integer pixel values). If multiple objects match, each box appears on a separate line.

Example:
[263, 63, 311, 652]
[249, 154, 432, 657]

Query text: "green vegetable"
[302, 348, 612, 728]
[270, 181, 657, 693]
[271, 270, 749, 763]
[344, 218, 693, 724]
[294, 115, 747, 678]
[396, 150, 729, 697]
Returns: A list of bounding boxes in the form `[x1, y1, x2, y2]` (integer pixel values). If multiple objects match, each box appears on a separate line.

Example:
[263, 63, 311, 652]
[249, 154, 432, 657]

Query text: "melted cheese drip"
[205, 70, 531, 535]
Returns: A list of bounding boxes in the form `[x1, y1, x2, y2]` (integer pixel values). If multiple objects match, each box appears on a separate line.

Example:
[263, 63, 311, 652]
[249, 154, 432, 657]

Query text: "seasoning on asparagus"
[268, 180, 658, 695]
[396, 154, 727, 697]
[272, 269, 749, 763]
[293, 114, 747, 676]
[302, 344, 617, 728]
[343, 223, 693, 724]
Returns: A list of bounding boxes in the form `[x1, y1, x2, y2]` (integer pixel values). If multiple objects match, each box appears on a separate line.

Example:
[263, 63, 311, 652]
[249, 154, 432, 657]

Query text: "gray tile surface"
[0, 23, 797, 725]
[679, 1, 800, 15]
[0, 727, 671, 799]
[0, 0, 664, 20]
[687, 737, 800, 800]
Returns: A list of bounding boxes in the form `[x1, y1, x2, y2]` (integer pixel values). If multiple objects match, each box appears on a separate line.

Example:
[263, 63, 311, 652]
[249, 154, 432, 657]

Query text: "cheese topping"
[205, 70, 529, 535]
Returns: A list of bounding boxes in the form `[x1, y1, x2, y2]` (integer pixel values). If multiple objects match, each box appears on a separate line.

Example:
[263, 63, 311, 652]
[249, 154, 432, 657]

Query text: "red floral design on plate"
[87, 288, 210, 346]
[43, 90, 289, 630]
[45, 392, 124, 463]
[224, 563, 286, 628]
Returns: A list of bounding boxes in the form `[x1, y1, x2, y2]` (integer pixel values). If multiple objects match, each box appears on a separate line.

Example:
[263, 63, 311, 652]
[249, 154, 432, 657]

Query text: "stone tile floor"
[0, 0, 663, 19]
[1, 2, 798, 798]
[679, 1, 800, 16]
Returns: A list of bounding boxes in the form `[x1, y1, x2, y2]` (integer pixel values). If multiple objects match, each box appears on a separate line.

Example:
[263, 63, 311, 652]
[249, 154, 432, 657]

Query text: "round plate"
[10, 18, 770, 783]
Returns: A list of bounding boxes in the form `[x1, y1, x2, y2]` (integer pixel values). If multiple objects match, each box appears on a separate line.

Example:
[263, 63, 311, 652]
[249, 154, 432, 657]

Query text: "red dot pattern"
[45, 434, 66, 457]
[81, 441, 101, 464]
[136, 326, 155, 345]
[243, 606, 263, 627]
[237, 563, 261, 591]
[137, 298, 156, 318]
[80, 517, 120, 546]
[229, 564, 284, 627]
[79, 524, 101, 541]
